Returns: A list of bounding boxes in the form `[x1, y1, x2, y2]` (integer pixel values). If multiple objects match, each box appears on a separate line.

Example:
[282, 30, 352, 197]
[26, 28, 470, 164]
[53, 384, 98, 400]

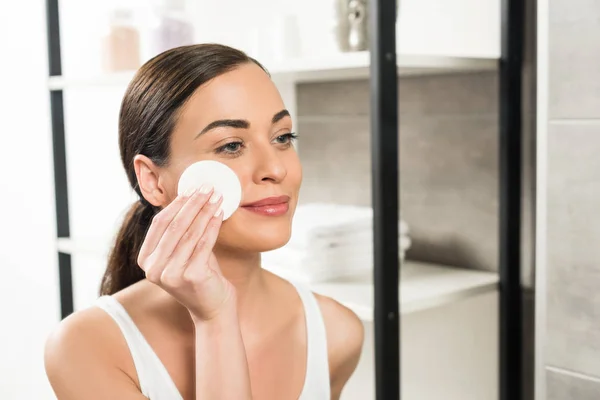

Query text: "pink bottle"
[102, 8, 141, 72]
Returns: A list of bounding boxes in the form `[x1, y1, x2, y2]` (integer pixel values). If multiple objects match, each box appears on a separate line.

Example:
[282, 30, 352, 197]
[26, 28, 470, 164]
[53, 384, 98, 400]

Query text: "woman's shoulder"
[312, 292, 364, 356]
[44, 297, 138, 366]
[312, 292, 364, 396]
[44, 293, 142, 396]
[45, 283, 143, 360]
[44, 280, 159, 365]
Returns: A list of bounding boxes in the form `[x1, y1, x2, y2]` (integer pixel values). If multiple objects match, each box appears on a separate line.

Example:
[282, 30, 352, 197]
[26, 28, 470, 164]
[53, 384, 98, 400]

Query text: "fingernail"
[209, 191, 222, 204]
[184, 187, 197, 197]
[199, 184, 212, 194]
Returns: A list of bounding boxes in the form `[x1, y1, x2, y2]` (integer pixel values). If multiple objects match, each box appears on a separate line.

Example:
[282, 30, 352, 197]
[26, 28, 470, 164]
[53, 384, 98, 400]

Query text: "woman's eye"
[275, 132, 298, 145]
[224, 142, 241, 152]
[216, 141, 243, 155]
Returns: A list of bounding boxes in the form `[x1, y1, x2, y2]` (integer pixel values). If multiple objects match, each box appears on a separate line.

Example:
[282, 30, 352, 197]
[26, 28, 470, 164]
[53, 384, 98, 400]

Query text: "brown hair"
[99, 44, 267, 295]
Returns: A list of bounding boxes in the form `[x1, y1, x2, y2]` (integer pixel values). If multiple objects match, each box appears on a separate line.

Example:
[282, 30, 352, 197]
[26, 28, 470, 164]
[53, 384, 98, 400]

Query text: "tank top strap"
[289, 281, 331, 400]
[95, 295, 182, 399]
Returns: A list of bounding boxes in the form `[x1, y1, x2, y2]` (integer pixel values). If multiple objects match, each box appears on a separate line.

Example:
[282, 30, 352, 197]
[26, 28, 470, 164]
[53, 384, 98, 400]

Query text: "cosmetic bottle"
[149, 0, 194, 56]
[101, 7, 141, 72]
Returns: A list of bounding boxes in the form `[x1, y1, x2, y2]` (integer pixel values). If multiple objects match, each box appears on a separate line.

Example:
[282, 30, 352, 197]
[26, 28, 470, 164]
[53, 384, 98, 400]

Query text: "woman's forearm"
[193, 305, 252, 400]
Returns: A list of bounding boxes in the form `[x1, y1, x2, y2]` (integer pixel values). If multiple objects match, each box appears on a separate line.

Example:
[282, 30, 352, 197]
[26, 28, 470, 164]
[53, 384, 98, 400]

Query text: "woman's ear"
[133, 155, 171, 208]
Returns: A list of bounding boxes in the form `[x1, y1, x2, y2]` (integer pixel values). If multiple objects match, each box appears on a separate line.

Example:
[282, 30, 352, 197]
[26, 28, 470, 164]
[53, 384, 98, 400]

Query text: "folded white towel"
[296, 236, 412, 259]
[262, 240, 410, 283]
[286, 228, 411, 252]
[289, 203, 409, 248]
[263, 203, 412, 283]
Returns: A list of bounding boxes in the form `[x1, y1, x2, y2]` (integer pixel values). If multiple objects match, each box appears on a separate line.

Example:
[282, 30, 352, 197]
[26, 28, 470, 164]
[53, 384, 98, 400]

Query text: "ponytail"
[99, 200, 157, 295]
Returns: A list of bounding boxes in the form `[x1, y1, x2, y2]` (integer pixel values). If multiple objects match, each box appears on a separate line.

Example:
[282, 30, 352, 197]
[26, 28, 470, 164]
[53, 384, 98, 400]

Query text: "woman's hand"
[137, 185, 235, 322]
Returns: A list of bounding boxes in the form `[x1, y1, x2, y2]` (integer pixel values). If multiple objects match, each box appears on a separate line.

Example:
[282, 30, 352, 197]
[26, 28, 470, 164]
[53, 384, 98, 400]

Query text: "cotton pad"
[177, 160, 242, 220]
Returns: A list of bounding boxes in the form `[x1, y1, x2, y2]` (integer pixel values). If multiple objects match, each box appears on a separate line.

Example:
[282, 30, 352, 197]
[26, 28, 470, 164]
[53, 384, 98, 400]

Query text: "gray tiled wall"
[544, 0, 600, 396]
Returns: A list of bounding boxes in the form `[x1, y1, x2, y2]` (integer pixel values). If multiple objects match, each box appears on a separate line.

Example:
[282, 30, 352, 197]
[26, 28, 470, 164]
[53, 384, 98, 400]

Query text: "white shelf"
[57, 237, 498, 320]
[269, 52, 497, 83]
[56, 237, 113, 256]
[48, 70, 136, 91]
[48, 52, 497, 90]
[311, 261, 499, 320]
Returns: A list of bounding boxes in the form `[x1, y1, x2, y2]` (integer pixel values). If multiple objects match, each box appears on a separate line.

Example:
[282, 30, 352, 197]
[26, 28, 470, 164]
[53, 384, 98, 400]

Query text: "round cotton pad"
[177, 160, 242, 221]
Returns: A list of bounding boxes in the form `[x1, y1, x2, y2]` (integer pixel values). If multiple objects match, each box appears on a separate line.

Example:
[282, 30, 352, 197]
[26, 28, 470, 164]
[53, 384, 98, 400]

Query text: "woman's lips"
[241, 196, 290, 216]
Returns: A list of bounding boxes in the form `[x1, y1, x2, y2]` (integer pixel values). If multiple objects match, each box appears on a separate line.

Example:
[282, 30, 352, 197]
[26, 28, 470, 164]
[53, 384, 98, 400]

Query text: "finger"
[137, 194, 189, 268]
[143, 189, 214, 283]
[151, 186, 215, 262]
[182, 210, 224, 282]
[161, 196, 224, 284]
[167, 194, 223, 270]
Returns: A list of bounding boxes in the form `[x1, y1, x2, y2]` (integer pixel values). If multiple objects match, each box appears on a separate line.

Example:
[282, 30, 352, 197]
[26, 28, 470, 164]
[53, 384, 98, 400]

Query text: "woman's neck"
[213, 246, 267, 320]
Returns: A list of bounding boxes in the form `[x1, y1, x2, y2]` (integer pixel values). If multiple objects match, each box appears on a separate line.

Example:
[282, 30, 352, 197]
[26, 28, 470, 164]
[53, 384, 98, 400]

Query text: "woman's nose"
[252, 144, 288, 184]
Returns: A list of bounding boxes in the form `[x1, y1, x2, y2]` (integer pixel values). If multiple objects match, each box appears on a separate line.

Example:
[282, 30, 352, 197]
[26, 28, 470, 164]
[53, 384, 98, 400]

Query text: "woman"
[44, 44, 364, 400]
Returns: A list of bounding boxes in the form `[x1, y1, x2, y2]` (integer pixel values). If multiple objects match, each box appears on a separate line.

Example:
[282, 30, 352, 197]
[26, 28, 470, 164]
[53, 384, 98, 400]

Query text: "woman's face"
[160, 62, 302, 253]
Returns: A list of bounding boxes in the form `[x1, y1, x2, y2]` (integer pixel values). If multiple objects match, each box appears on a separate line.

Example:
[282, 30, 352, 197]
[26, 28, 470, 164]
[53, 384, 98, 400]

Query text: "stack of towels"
[261, 203, 411, 283]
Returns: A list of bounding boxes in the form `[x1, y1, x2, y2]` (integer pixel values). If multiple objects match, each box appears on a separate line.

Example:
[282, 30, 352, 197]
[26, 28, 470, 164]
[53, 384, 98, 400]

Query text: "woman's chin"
[245, 232, 291, 253]
[217, 222, 292, 254]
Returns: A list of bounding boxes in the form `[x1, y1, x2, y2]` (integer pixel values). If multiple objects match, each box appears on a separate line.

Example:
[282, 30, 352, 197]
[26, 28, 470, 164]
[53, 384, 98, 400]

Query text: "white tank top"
[95, 281, 331, 400]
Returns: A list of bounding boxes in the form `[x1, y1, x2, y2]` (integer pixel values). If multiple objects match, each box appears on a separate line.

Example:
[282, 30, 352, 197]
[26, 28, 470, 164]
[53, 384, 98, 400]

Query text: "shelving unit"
[45, 0, 524, 399]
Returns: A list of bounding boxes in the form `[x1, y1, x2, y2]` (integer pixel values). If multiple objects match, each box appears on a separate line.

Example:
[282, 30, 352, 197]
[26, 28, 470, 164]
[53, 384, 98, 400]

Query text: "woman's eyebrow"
[195, 109, 291, 139]
[195, 119, 249, 138]
[272, 109, 290, 124]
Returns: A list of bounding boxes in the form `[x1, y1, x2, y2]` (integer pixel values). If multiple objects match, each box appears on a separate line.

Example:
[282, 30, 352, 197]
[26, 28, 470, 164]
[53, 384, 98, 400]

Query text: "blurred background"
[2, 0, 599, 399]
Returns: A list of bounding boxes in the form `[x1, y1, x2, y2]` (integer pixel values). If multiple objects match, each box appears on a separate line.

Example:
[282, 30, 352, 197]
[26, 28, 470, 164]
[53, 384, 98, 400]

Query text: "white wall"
[0, 0, 60, 399]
